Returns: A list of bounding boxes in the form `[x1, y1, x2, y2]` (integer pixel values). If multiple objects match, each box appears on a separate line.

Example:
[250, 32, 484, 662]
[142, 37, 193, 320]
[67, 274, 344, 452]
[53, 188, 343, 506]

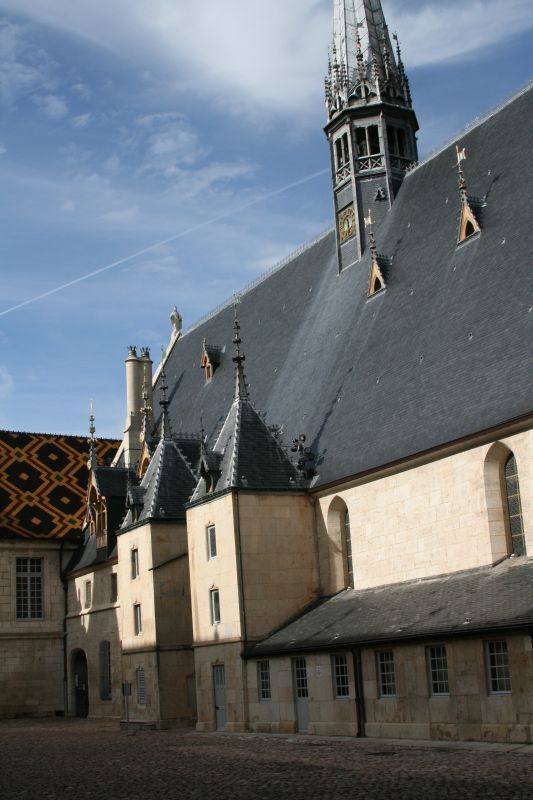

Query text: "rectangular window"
[16, 558, 43, 619]
[136, 666, 146, 705]
[110, 573, 118, 603]
[84, 580, 92, 609]
[210, 589, 220, 625]
[333, 654, 350, 698]
[486, 641, 512, 694]
[131, 548, 139, 579]
[376, 651, 396, 697]
[99, 640, 112, 701]
[293, 657, 308, 699]
[427, 645, 449, 695]
[257, 660, 272, 700]
[207, 525, 217, 559]
[133, 603, 142, 635]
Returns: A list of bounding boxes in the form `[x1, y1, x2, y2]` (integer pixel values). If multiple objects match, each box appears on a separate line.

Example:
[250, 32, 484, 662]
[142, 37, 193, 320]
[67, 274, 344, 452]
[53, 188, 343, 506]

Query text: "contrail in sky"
[0, 168, 329, 318]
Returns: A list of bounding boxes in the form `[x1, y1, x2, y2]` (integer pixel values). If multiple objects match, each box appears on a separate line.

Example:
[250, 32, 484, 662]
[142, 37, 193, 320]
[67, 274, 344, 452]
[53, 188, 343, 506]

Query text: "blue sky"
[1, 0, 532, 438]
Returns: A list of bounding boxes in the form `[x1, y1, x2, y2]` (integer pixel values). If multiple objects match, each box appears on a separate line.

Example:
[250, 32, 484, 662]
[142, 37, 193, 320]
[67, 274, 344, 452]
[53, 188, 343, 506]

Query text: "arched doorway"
[72, 650, 89, 718]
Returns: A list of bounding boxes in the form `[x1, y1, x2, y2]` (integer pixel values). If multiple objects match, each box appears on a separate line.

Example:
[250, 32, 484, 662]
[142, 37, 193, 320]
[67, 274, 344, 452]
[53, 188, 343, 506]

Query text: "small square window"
[332, 654, 350, 698]
[257, 660, 271, 700]
[376, 651, 396, 697]
[133, 603, 142, 636]
[426, 645, 449, 695]
[486, 641, 511, 694]
[131, 548, 139, 580]
[210, 589, 220, 625]
[207, 525, 217, 560]
[84, 580, 92, 609]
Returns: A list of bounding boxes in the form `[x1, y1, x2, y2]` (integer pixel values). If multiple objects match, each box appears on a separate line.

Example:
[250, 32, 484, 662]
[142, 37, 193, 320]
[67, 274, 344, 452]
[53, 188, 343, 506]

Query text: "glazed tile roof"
[0, 431, 119, 540]
[246, 558, 533, 656]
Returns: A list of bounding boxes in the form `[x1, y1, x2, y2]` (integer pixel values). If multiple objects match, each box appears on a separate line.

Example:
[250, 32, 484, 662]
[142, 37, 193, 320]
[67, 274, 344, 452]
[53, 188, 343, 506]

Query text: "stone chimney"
[123, 346, 143, 467]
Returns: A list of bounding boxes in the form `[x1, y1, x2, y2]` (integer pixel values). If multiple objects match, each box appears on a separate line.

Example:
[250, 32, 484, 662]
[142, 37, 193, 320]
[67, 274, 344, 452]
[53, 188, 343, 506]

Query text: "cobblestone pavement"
[1, 719, 532, 800]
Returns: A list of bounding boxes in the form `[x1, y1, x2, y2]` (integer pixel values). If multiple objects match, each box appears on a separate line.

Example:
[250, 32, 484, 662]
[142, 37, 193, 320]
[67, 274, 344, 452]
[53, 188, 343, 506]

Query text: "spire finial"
[364, 208, 378, 260]
[159, 367, 172, 441]
[232, 307, 249, 401]
[88, 400, 97, 470]
[393, 32, 412, 105]
[455, 145, 468, 202]
[140, 365, 152, 444]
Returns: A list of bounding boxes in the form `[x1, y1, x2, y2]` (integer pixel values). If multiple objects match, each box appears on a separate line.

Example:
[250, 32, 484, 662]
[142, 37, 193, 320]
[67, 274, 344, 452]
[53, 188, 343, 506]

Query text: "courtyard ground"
[0, 719, 532, 799]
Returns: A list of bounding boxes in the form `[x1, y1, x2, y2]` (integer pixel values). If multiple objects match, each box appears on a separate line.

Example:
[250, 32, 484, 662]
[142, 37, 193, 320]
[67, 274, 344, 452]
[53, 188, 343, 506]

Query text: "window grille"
[131, 548, 139, 579]
[16, 558, 43, 619]
[207, 525, 217, 559]
[427, 646, 449, 695]
[333, 654, 349, 698]
[293, 657, 308, 699]
[136, 667, 146, 705]
[133, 603, 142, 635]
[99, 641, 112, 700]
[257, 660, 272, 700]
[376, 651, 396, 696]
[504, 454, 526, 556]
[210, 589, 220, 624]
[486, 641, 512, 694]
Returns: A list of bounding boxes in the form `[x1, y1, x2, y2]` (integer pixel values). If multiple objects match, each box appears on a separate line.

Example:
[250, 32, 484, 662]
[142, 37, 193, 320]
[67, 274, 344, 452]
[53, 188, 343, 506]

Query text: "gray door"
[213, 665, 226, 730]
[292, 657, 309, 732]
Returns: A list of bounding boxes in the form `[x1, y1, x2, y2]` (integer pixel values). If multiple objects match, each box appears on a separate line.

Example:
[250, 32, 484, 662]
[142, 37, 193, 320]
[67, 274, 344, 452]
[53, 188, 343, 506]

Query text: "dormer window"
[201, 341, 222, 382]
[368, 261, 387, 297]
[458, 203, 481, 243]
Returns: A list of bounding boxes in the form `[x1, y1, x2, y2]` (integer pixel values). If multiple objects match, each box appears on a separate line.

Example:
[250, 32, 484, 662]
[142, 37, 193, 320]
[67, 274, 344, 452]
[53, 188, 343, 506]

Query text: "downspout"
[352, 648, 366, 737]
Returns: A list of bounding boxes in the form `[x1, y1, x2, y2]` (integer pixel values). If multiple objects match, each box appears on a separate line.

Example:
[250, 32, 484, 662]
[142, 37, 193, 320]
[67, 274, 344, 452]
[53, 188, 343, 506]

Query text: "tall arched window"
[504, 454, 526, 556]
[345, 510, 354, 587]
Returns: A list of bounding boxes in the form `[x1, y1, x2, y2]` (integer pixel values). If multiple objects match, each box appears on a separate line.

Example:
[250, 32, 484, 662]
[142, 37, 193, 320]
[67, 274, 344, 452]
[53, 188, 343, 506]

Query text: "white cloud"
[33, 92, 68, 118]
[72, 111, 92, 128]
[0, 366, 14, 399]
[0, 18, 57, 105]
[387, 1, 533, 67]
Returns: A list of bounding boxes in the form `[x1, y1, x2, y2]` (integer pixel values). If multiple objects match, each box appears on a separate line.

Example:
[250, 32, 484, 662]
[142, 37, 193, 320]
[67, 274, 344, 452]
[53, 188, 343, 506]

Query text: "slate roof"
[93, 465, 129, 497]
[246, 557, 533, 656]
[156, 85, 533, 489]
[121, 434, 197, 528]
[0, 430, 119, 540]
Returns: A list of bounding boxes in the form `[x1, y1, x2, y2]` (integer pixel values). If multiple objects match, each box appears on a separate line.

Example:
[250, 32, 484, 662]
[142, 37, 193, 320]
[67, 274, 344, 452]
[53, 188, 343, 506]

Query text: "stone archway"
[71, 649, 89, 718]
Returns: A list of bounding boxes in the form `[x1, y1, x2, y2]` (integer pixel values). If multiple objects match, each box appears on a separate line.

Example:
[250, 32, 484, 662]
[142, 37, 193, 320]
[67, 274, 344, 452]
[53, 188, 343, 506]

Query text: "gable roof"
[246, 557, 533, 656]
[156, 85, 533, 489]
[0, 430, 119, 540]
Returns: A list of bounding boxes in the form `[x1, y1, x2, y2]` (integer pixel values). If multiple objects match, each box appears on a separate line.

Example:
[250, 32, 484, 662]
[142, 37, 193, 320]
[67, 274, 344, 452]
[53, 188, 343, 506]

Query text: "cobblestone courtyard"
[1, 719, 532, 800]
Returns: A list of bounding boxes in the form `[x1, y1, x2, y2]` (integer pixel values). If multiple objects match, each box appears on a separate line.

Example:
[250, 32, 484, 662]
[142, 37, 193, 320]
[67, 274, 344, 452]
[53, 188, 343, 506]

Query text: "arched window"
[344, 510, 354, 587]
[504, 453, 526, 556]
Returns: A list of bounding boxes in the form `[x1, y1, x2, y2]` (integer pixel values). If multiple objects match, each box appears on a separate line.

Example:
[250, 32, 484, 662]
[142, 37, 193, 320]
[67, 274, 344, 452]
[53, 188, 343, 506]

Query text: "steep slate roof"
[157, 85, 533, 488]
[246, 558, 533, 656]
[0, 430, 119, 540]
[122, 435, 197, 528]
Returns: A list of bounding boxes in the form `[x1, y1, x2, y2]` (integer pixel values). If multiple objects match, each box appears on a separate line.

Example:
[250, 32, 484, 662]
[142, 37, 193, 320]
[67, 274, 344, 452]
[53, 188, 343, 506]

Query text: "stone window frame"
[426, 644, 450, 696]
[84, 579, 92, 609]
[110, 572, 118, 603]
[332, 653, 350, 698]
[375, 650, 396, 697]
[257, 660, 272, 701]
[136, 666, 146, 705]
[504, 453, 526, 557]
[131, 547, 139, 580]
[485, 640, 512, 695]
[16, 557, 44, 620]
[99, 640, 112, 701]
[133, 602, 142, 636]
[210, 588, 221, 625]
[206, 524, 217, 560]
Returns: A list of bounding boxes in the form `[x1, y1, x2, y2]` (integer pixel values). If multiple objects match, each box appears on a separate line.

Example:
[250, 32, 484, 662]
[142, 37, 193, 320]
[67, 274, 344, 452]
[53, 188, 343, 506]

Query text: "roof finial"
[140, 365, 153, 444]
[88, 400, 97, 470]
[232, 308, 249, 401]
[364, 208, 378, 261]
[159, 367, 172, 441]
[393, 32, 412, 105]
[455, 145, 468, 203]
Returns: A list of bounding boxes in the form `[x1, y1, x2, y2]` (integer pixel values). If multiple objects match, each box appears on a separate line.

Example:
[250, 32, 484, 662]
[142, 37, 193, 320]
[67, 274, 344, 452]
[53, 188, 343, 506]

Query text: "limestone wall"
[316, 430, 532, 592]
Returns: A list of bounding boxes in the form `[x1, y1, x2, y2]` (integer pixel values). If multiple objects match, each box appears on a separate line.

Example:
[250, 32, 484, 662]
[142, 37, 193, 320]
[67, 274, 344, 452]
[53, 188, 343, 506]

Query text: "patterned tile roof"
[0, 431, 120, 540]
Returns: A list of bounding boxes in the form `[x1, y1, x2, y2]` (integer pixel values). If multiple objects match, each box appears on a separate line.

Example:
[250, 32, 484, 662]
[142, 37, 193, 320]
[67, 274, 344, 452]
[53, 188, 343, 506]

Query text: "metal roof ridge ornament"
[232, 306, 249, 402]
[159, 366, 172, 441]
[87, 400, 97, 471]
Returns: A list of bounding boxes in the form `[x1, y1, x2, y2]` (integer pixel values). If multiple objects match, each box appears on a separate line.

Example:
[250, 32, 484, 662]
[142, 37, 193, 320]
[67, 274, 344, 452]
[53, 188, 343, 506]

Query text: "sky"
[0, 0, 532, 439]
